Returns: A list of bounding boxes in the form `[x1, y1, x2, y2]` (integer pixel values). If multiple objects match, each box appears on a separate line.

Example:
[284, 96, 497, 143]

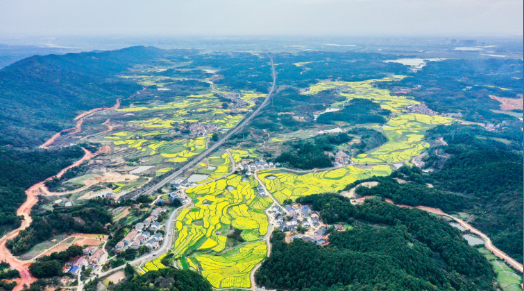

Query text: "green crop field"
[259, 165, 391, 203]
[196, 241, 266, 288]
[303, 78, 453, 164]
[478, 248, 522, 291]
[168, 174, 270, 288]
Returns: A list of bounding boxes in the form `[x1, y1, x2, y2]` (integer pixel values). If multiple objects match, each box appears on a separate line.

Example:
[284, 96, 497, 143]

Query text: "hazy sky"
[0, 0, 522, 37]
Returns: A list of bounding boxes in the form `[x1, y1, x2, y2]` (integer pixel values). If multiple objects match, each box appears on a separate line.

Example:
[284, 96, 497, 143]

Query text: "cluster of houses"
[325, 151, 350, 165]
[393, 88, 411, 95]
[406, 103, 438, 116]
[114, 207, 167, 253]
[189, 122, 221, 136]
[271, 204, 322, 236]
[335, 151, 350, 165]
[406, 102, 462, 119]
[299, 88, 310, 94]
[219, 93, 249, 108]
[290, 227, 328, 245]
[240, 159, 281, 173]
[168, 191, 190, 205]
[66, 247, 105, 275]
[170, 177, 195, 188]
[272, 204, 347, 246]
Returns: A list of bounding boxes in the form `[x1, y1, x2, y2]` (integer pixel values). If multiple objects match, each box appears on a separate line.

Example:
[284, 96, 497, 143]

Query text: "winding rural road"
[128, 56, 276, 199]
[97, 202, 193, 279]
[0, 147, 107, 291]
[39, 100, 120, 148]
[355, 195, 524, 273]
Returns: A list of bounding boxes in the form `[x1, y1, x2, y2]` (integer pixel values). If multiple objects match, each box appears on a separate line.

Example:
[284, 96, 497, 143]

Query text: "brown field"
[489, 95, 523, 111]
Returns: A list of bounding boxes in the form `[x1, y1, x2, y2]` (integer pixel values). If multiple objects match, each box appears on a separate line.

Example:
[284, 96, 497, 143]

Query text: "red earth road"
[0, 147, 109, 291]
[39, 99, 120, 149]
[355, 196, 523, 273]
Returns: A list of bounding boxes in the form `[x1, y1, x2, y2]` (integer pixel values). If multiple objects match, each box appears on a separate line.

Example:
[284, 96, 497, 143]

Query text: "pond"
[129, 166, 154, 174]
[187, 174, 209, 183]
[266, 175, 277, 180]
[463, 234, 484, 246]
[449, 222, 466, 231]
[227, 186, 235, 191]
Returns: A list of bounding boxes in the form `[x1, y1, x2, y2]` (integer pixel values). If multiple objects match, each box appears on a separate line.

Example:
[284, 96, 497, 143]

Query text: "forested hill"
[0, 46, 167, 147]
[257, 195, 496, 291]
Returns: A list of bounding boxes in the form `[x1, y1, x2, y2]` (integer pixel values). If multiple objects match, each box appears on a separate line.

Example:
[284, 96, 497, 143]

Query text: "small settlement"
[113, 207, 167, 254]
[267, 203, 343, 246]
[66, 246, 106, 275]
[239, 159, 280, 174]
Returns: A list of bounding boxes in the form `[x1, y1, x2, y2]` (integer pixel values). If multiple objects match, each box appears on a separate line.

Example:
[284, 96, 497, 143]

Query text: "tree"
[296, 225, 307, 234]
[124, 263, 135, 279]
[211, 133, 219, 141]
[138, 245, 150, 255]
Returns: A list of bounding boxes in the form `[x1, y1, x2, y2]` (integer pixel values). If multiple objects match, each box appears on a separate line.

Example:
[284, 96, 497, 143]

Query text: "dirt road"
[0, 147, 106, 291]
[39, 99, 120, 148]
[73, 99, 121, 121]
[39, 127, 75, 148]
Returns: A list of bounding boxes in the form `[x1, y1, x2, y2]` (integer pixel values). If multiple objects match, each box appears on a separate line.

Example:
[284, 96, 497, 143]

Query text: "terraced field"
[260, 165, 392, 203]
[169, 174, 272, 288]
[140, 77, 455, 288]
[305, 78, 452, 164]
[142, 254, 168, 272]
[196, 241, 266, 288]
[259, 78, 454, 203]
[101, 86, 264, 193]
[355, 114, 451, 163]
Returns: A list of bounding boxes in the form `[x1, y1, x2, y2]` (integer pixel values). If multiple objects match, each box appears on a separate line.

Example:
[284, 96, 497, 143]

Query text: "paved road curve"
[97, 203, 192, 278]
[128, 56, 276, 199]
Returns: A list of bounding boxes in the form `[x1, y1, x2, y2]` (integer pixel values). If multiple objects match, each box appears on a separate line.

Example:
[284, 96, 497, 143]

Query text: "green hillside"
[0, 46, 166, 147]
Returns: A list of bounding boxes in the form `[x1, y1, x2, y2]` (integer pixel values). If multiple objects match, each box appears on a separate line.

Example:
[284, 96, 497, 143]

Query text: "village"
[239, 159, 279, 173]
[113, 207, 168, 254]
[62, 205, 173, 279]
[267, 203, 347, 246]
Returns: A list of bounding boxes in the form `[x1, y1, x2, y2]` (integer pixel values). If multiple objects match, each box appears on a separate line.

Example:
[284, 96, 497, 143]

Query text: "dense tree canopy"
[258, 195, 495, 291]
[7, 199, 112, 255]
[0, 146, 84, 235]
[426, 124, 523, 263]
[317, 98, 390, 124]
[29, 245, 83, 278]
[111, 268, 212, 291]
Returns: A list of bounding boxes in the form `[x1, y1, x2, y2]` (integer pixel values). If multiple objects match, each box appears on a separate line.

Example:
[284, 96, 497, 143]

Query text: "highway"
[97, 56, 276, 280]
[127, 55, 276, 199]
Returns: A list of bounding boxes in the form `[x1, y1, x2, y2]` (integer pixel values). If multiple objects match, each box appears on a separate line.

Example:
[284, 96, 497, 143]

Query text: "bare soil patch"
[489, 95, 523, 111]
[340, 181, 379, 199]
[104, 270, 126, 285]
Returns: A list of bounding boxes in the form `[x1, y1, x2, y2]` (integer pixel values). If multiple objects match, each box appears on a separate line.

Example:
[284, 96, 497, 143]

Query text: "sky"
[0, 0, 522, 37]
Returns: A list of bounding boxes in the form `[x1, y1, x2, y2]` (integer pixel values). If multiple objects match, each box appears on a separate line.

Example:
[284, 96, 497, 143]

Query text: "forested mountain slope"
[0, 146, 85, 236]
[0, 46, 167, 147]
[257, 196, 496, 291]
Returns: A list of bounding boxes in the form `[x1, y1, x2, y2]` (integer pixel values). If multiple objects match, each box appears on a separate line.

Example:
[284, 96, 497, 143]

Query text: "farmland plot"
[170, 174, 270, 288]
[260, 165, 391, 203]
